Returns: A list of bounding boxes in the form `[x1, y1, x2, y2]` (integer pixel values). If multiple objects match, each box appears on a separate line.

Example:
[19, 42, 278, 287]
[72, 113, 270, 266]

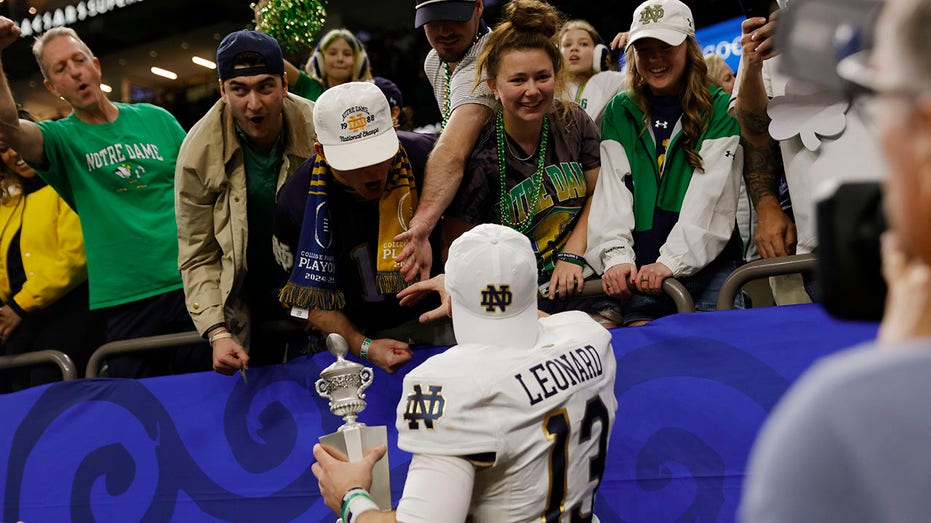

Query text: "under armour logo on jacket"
[725, 150, 735, 158]
[654, 120, 668, 129]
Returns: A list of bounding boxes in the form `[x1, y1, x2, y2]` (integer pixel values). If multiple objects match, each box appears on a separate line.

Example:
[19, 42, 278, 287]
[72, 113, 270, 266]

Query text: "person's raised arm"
[306, 309, 412, 373]
[394, 103, 492, 282]
[284, 58, 301, 90]
[0, 18, 45, 166]
[734, 14, 796, 258]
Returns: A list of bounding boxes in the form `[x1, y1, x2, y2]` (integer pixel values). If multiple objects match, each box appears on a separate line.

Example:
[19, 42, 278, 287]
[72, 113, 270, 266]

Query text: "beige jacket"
[175, 93, 316, 345]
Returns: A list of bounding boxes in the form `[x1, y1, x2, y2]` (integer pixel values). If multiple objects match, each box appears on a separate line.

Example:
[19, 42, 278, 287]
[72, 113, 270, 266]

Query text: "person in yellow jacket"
[0, 110, 97, 392]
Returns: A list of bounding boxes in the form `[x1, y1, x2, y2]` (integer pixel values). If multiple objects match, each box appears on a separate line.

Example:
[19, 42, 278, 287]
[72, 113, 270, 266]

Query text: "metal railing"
[84, 320, 308, 378]
[80, 281, 698, 379]
[716, 253, 818, 310]
[0, 350, 78, 381]
[579, 277, 696, 313]
[86, 331, 206, 378]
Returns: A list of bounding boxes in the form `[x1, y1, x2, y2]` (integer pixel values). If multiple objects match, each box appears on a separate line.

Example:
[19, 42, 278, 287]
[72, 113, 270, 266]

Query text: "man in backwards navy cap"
[176, 30, 317, 376]
[392, 0, 498, 285]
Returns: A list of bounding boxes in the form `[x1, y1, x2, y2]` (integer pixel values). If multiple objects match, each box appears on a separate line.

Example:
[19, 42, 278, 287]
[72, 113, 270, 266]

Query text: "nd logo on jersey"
[404, 384, 445, 429]
[481, 284, 512, 313]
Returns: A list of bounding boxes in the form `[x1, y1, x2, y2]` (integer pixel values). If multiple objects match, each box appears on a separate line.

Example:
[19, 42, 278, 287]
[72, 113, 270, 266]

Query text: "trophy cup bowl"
[315, 333, 391, 512]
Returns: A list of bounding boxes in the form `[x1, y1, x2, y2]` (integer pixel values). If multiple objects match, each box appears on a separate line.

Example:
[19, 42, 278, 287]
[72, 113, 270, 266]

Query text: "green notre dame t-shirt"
[34, 103, 186, 309]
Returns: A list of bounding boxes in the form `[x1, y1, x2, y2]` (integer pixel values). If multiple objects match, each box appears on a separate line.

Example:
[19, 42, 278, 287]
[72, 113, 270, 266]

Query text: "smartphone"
[738, 0, 776, 19]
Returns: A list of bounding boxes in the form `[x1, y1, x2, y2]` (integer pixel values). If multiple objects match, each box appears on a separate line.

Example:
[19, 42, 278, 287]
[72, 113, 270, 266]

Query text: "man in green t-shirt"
[0, 20, 210, 378]
[175, 30, 316, 376]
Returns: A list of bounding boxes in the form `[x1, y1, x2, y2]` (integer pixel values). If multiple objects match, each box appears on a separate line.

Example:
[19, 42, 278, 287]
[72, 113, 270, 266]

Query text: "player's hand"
[0, 18, 21, 52]
[212, 337, 249, 375]
[397, 274, 451, 323]
[602, 263, 636, 300]
[548, 260, 584, 300]
[634, 262, 672, 295]
[754, 199, 797, 258]
[741, 10, 781, 67]
[367, 339, 412, 374]
[878, 232, 931, 344]
[0, 304, 22, 344]
[312, 443, 387, 516]
[609, 32, 629, 51]
[394, 221, 432, 283]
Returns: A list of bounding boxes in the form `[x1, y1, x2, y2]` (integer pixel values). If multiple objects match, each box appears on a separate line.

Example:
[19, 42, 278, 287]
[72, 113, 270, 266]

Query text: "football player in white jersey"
[312, 223, 618, 522]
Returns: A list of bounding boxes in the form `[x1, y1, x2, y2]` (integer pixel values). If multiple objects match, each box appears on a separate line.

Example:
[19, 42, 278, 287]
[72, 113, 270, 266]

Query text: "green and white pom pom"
[253, 0, 327, 53]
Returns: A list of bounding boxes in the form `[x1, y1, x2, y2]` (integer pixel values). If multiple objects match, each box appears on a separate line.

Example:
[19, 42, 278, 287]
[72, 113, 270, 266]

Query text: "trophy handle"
[357, 367, 373, 399]
[314, 377, 330, 399]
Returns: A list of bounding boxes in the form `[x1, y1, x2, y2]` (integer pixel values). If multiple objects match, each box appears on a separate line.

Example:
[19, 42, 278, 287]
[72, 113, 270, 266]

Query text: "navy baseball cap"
[216, 30, 285, 81]
[414, 0, 476, 28]
[374, 77, 404, 108]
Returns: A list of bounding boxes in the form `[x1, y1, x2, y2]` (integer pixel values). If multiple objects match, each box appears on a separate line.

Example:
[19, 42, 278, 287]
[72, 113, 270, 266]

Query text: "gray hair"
[31, 27, 94, 79]
[898, 0, 931, 84]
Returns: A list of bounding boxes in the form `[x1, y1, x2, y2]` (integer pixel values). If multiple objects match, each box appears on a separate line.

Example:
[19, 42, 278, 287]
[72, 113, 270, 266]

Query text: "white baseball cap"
[445, 224, 540, 347]
[313, 82, 400, 171]
[627, 0, 695, 50]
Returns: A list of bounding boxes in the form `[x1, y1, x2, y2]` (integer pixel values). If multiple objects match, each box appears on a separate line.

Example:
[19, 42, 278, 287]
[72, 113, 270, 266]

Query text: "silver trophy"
[315, 333, 391, 511]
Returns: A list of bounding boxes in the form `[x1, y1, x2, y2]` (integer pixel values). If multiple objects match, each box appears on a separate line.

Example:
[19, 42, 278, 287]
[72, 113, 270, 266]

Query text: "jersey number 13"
[542, 395, 610, 523]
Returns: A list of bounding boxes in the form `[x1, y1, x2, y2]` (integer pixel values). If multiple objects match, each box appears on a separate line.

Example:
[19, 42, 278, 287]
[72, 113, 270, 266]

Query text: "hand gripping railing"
[579, 277, 696, 313]
[0, 350, 78, 382]
[715, 253, 818, 310]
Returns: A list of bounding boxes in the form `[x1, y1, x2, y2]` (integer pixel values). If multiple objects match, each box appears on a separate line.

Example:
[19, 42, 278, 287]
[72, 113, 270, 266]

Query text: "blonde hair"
[32, 27, 94, 80]
[625, 37, 712, 171]
[703, 53, 728, 88]
[476, 0, 568, 105]
[306, 29, 372, 86]
[558, 19, 601, 46]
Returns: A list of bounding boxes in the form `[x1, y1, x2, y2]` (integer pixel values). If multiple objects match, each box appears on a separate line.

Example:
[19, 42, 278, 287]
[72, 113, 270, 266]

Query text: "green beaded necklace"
[496, 109, 549, 233]
[441, 63, 452, 130]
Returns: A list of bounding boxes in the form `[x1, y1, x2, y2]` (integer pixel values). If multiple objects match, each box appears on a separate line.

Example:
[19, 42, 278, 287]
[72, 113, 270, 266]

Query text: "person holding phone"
[740, 0, 931, 518]
[731, 0, 883, 304]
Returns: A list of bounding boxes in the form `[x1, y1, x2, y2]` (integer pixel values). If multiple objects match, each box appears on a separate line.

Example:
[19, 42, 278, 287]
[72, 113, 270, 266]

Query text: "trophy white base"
[319, 424, 391, 510]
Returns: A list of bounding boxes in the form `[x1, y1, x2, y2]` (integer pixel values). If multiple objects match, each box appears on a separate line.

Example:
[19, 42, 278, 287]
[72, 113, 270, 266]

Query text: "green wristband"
[360, 337, 373, 360]
[341, 489, 375, 523]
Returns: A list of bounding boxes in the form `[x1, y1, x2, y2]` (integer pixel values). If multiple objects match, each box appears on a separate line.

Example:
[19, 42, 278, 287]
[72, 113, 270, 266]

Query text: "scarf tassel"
[279, 281, 346, 311]
[376, 272, 407, 295]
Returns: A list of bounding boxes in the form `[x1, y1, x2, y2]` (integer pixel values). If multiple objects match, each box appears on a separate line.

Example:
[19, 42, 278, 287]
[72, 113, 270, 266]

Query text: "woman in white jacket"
[586, 0, 743, 325]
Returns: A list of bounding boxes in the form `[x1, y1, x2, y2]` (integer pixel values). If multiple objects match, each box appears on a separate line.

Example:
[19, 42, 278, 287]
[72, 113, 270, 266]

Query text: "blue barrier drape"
[0, 304, 877, 522]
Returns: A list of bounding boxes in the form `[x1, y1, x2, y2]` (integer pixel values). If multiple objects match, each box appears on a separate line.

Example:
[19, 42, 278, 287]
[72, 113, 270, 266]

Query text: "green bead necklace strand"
[496, 109, 549, 233]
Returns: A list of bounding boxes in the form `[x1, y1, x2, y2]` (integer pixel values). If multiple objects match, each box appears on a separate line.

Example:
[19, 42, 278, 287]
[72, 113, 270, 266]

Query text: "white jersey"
[396, 311, 617, 523]
[566, 70, 626, 128]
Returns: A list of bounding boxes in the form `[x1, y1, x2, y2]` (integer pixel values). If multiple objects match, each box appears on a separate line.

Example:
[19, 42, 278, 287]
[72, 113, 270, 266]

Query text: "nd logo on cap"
[340, 107, 375, 138]
[640, 5, 665, 23]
